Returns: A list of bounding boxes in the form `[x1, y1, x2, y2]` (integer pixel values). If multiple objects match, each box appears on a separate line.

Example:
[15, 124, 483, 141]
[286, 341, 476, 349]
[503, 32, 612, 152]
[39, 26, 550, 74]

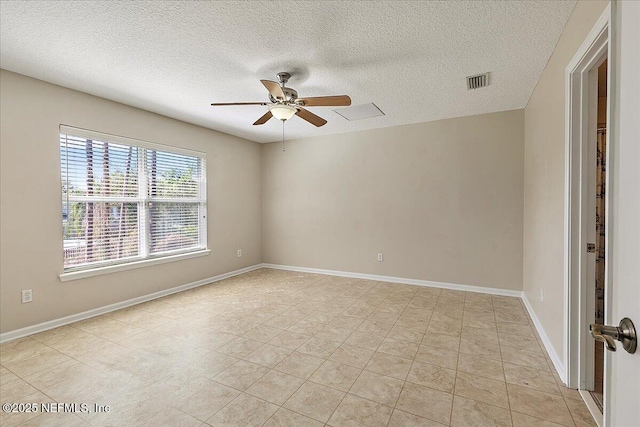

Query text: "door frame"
[564, 3, 611, 424]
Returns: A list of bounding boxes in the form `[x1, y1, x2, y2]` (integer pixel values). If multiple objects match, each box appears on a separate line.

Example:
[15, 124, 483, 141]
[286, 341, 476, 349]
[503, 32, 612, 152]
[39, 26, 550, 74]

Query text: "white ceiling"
[0, 1, 576, 143]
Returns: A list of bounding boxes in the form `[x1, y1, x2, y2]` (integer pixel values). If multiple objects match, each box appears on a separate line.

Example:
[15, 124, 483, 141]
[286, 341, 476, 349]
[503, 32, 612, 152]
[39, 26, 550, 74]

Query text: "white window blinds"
[60, 126, 206, 271]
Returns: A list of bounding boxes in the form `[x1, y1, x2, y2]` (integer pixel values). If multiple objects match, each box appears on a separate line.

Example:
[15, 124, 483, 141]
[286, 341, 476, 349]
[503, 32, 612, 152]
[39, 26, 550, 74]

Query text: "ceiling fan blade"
[261, 80, 285, 100]
[296, 95, 351, 107]
[211, 102, 268, 106]
[296, 107, 327, 127]
[253, 111, 273, 125]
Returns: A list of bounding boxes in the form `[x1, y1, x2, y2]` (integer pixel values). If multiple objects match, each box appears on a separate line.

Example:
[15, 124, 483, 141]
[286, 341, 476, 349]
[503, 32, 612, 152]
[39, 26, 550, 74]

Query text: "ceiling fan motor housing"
[269, 87, 298, 104]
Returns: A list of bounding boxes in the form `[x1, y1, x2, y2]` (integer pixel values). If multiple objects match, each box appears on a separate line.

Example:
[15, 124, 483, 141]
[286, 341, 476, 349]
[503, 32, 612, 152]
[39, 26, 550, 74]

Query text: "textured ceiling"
[0, 1, 576, 143]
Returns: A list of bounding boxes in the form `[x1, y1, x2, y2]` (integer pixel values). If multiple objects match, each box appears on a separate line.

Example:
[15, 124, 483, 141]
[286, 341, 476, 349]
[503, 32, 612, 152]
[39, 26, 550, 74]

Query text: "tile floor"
[0, 268, 597, 426]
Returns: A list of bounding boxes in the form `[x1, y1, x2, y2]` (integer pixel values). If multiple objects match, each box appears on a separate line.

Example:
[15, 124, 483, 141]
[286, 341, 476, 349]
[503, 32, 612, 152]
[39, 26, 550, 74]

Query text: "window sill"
[58, 249, 211, 282]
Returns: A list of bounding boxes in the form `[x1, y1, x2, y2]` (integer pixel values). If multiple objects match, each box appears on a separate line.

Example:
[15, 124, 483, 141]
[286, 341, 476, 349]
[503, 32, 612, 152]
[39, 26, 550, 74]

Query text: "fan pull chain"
[282, 120, 286, 152]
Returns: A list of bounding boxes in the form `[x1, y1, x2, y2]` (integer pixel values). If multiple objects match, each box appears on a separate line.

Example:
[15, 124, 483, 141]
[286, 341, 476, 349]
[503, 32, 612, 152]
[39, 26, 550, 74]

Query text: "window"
[60, 126, 207, 274]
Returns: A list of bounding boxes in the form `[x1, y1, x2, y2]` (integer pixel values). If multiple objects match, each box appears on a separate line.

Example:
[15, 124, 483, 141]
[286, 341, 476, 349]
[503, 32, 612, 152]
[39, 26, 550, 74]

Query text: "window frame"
[58, 125, 209, 282]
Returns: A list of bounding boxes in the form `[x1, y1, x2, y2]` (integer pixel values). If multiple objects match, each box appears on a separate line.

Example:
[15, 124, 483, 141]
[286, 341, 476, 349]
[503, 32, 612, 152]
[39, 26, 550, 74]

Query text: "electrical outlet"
[377, 253, 384, 262]
[22, 289, 33, 304]
[540, 289, 544, 303]
[237, 249, 242, 258]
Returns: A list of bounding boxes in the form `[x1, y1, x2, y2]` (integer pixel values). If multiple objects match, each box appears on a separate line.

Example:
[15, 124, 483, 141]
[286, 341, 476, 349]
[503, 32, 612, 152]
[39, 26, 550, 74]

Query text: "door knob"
[590, 318, 637, 354]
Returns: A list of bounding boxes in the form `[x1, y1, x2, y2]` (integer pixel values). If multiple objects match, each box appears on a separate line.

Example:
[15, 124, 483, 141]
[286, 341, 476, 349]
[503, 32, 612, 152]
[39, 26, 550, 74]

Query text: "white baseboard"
[0, 264, 263, 344]
[262, 263, 523, 297]
[522, 293, 566, 381]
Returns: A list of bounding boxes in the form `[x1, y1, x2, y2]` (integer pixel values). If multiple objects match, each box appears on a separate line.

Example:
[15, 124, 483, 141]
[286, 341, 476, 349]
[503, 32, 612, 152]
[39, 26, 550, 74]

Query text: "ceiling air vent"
[466, 72, 490, 90]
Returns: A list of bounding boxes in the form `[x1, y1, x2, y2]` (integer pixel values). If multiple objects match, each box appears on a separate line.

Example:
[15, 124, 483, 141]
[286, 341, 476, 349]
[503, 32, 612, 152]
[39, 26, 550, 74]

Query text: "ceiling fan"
[211, 72, 351, 127]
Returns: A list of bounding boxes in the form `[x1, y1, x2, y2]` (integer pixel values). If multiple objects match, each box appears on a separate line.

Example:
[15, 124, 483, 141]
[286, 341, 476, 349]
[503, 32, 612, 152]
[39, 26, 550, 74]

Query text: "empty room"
[1, 1, 638, 426]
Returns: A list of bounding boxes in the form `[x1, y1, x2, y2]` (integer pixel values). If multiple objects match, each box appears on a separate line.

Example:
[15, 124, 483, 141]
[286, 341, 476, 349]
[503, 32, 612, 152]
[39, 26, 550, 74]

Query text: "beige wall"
[523, 1, 609, 363]
[0, 70, 263, 333]
[262, 110, 524, 291]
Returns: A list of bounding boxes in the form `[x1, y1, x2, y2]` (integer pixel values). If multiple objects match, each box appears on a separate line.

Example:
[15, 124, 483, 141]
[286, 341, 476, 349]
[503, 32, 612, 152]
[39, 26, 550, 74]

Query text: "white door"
[606, 1, 640, 425]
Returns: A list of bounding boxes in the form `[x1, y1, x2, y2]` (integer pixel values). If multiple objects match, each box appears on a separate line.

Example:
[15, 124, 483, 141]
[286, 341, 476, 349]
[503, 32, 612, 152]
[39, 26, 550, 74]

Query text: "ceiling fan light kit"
[211, 71, 352, 128]
[269, 104, 297, 121]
